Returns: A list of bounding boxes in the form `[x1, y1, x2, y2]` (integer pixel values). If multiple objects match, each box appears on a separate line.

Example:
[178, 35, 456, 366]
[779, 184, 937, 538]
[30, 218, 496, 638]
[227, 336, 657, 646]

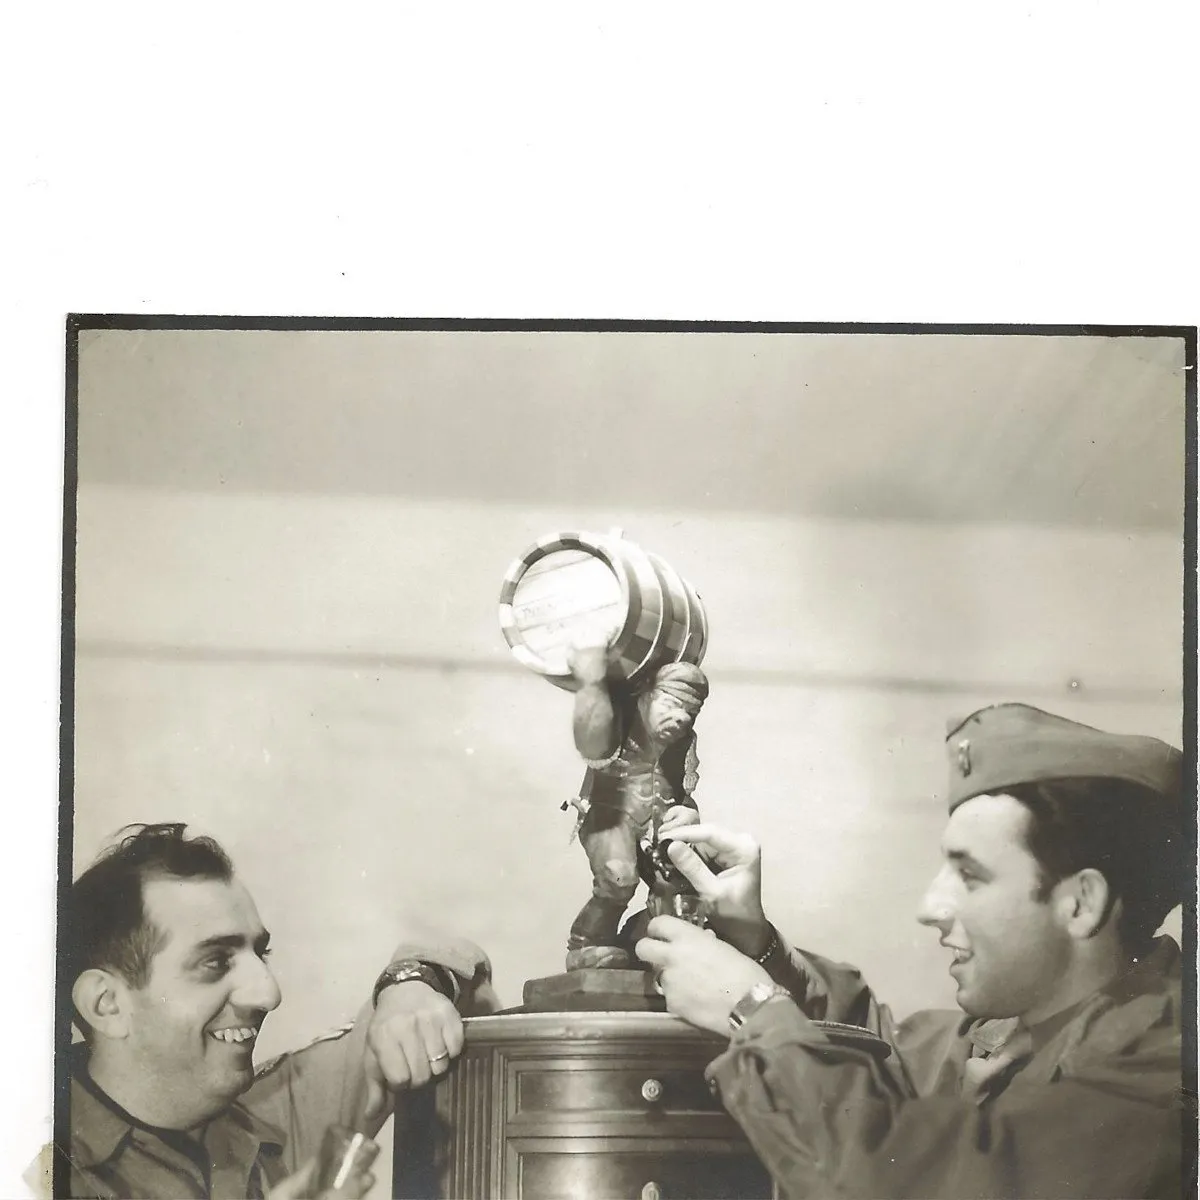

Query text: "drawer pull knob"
[641, 1078, 664, 1102]
[640, 1183, 662, 1200]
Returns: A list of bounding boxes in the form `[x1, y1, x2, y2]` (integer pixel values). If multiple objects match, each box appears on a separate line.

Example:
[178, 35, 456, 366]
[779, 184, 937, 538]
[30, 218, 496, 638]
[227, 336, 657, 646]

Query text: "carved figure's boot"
[567, 896, 632, 971]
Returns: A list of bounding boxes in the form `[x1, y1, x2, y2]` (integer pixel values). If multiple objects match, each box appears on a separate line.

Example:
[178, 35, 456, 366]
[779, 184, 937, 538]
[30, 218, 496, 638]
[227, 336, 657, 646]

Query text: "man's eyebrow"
[189, 930, 271, 955]
[946, 848, 991, 873]
[191, 934, 248, 953]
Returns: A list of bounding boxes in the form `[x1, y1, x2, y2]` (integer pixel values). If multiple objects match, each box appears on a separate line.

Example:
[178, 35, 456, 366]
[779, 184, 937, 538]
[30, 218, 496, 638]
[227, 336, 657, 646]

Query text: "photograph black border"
[55, 318, 1197, 1199]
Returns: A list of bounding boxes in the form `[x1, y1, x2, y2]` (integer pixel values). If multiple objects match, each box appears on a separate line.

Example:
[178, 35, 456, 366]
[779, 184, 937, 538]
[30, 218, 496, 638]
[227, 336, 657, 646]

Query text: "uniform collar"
[204, 1100, 287, 1194]
[966, 1016, 1020, 1057]
[965, 935, 1180, 1063]
[1106, 934, 1180, 997]
[69, 1044, 285, 1170]
[70, 1059, 135, 1170]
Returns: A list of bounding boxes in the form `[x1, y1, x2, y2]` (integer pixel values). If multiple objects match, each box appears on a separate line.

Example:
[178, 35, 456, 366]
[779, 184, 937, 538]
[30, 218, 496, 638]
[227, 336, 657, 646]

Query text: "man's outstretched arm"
[242, 919, 500, 1168]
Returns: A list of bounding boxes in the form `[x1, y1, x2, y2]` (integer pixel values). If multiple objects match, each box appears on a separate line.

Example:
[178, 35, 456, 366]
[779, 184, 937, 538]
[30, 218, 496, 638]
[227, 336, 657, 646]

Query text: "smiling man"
[636, 704, 1188, 1199]
[65, 824, 498, 1199]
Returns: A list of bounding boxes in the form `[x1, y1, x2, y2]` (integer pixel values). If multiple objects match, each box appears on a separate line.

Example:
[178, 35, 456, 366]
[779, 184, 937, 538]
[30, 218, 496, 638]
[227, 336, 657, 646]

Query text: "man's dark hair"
[1007, 778, 1183, 953]
[68, 823, 233, 1029]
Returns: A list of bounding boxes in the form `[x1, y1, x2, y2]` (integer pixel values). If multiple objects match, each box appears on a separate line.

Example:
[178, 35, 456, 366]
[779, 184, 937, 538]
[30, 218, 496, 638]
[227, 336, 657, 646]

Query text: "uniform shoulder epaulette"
[254, 1022, 356, 1079]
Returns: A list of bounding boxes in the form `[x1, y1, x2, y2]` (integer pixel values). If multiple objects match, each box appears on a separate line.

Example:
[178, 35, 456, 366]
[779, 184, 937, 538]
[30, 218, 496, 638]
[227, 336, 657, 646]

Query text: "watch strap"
[728, 981, 792, 1031]
[372, 959, 461, 1008]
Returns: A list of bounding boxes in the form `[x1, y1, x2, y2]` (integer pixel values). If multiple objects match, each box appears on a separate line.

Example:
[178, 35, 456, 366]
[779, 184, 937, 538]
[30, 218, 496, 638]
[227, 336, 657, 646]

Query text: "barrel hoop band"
[646, 551, 688, 660]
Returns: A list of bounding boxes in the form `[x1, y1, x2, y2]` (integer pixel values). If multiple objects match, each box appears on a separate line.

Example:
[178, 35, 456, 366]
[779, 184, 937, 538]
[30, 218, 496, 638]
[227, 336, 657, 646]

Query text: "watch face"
[731, 982, 789, 1029]
[376, 962, 441, 1004]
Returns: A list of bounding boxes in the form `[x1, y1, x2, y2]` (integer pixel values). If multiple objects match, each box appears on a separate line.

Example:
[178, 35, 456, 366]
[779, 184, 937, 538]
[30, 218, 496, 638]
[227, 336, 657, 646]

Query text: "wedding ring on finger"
[429, 1051, 450, 1064]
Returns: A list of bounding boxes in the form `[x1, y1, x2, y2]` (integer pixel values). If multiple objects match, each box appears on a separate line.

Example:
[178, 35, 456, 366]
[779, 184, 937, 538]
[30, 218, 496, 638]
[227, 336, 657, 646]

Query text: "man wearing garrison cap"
[636, 704, 1189, 1199]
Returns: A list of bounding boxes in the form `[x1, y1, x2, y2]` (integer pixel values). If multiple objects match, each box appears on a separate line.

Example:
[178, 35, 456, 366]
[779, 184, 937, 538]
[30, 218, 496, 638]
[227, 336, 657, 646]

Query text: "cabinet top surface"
[463, 1010, 727, 1045]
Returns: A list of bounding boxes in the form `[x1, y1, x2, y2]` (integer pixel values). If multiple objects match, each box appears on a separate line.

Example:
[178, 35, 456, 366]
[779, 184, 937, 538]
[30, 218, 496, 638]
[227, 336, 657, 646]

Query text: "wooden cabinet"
[393, 1011, 776, 1199]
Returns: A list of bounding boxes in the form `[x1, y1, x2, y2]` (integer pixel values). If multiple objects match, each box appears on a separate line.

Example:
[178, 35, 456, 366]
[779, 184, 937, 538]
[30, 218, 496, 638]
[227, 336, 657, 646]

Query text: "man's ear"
[1055, 868, 1113, 940]
[72, 969, 132, 1040]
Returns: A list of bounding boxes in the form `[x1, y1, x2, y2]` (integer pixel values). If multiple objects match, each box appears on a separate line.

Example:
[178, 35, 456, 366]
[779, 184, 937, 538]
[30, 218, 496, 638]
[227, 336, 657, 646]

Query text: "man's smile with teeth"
[209, 1026, 258, 1044]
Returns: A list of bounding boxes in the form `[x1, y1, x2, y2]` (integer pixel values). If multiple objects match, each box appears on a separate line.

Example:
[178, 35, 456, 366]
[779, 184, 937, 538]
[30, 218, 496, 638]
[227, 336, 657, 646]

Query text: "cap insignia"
[956, 738, 972, 776]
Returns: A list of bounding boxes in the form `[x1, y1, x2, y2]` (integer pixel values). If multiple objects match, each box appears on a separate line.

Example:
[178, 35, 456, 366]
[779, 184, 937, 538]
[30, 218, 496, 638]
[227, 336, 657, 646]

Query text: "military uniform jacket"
[707, 936, 1186, 1200]
[68, 933, 494, 1199]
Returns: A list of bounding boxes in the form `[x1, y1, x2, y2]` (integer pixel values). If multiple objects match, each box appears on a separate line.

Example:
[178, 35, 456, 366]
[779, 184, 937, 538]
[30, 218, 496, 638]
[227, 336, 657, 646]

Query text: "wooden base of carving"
[522, 969, 666, 1012]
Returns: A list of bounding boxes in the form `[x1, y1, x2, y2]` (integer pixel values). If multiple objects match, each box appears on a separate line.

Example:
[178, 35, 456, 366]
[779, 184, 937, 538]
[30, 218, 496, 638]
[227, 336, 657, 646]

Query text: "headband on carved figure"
[644, 662, 710, 715]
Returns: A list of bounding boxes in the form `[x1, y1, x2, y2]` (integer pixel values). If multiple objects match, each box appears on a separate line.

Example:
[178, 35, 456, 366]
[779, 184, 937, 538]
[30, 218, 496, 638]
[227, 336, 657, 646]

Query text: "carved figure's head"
[639, 662, 709, 744]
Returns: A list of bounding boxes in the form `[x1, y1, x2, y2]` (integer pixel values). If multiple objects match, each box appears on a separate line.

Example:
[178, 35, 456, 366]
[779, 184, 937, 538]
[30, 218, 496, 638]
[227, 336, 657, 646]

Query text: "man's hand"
[635, 916, 773, 1036]
[363, 981, 464, 1123]
[658, 805, 700, 836]
[659, 825, 771, 957]
[267, 1157, 375, 1199]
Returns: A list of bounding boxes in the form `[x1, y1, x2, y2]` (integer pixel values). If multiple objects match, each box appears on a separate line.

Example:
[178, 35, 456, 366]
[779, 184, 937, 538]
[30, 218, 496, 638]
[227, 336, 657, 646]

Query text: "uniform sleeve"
[707, 1000, 1184, 1200]
[240, 927, 498, 1172]
[761, 936, 902, 1031]
[241, 1016, 369, 1175]
[760, 936, 973, 1097]
[380, 923, 500, 1013]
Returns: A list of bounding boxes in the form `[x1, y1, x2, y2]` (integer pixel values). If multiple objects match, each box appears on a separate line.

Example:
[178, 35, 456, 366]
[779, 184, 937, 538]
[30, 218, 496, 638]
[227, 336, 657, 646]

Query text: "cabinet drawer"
[506, 1137, 774, 1200]
[510, 1057, 722, 1121]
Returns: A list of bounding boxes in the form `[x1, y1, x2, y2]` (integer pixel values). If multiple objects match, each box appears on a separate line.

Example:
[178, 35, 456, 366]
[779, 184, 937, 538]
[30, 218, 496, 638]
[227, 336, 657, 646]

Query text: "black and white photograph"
[54, 321, 1193, 1198]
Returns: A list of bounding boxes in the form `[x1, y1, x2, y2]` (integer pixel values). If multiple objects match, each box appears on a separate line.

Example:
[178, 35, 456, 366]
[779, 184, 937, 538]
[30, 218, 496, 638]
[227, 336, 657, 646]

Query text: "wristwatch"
[728, 981, 793, 1031]
[372, 960, 460, 1008]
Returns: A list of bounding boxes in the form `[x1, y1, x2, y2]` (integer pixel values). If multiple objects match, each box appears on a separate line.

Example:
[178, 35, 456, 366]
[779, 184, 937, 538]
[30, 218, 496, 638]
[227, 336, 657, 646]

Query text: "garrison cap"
[944, 703, 1182, 812]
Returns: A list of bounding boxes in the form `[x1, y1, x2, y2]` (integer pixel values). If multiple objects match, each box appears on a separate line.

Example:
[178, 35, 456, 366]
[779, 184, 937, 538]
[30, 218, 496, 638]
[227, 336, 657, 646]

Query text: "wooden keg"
[498, 531, 708, 690]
